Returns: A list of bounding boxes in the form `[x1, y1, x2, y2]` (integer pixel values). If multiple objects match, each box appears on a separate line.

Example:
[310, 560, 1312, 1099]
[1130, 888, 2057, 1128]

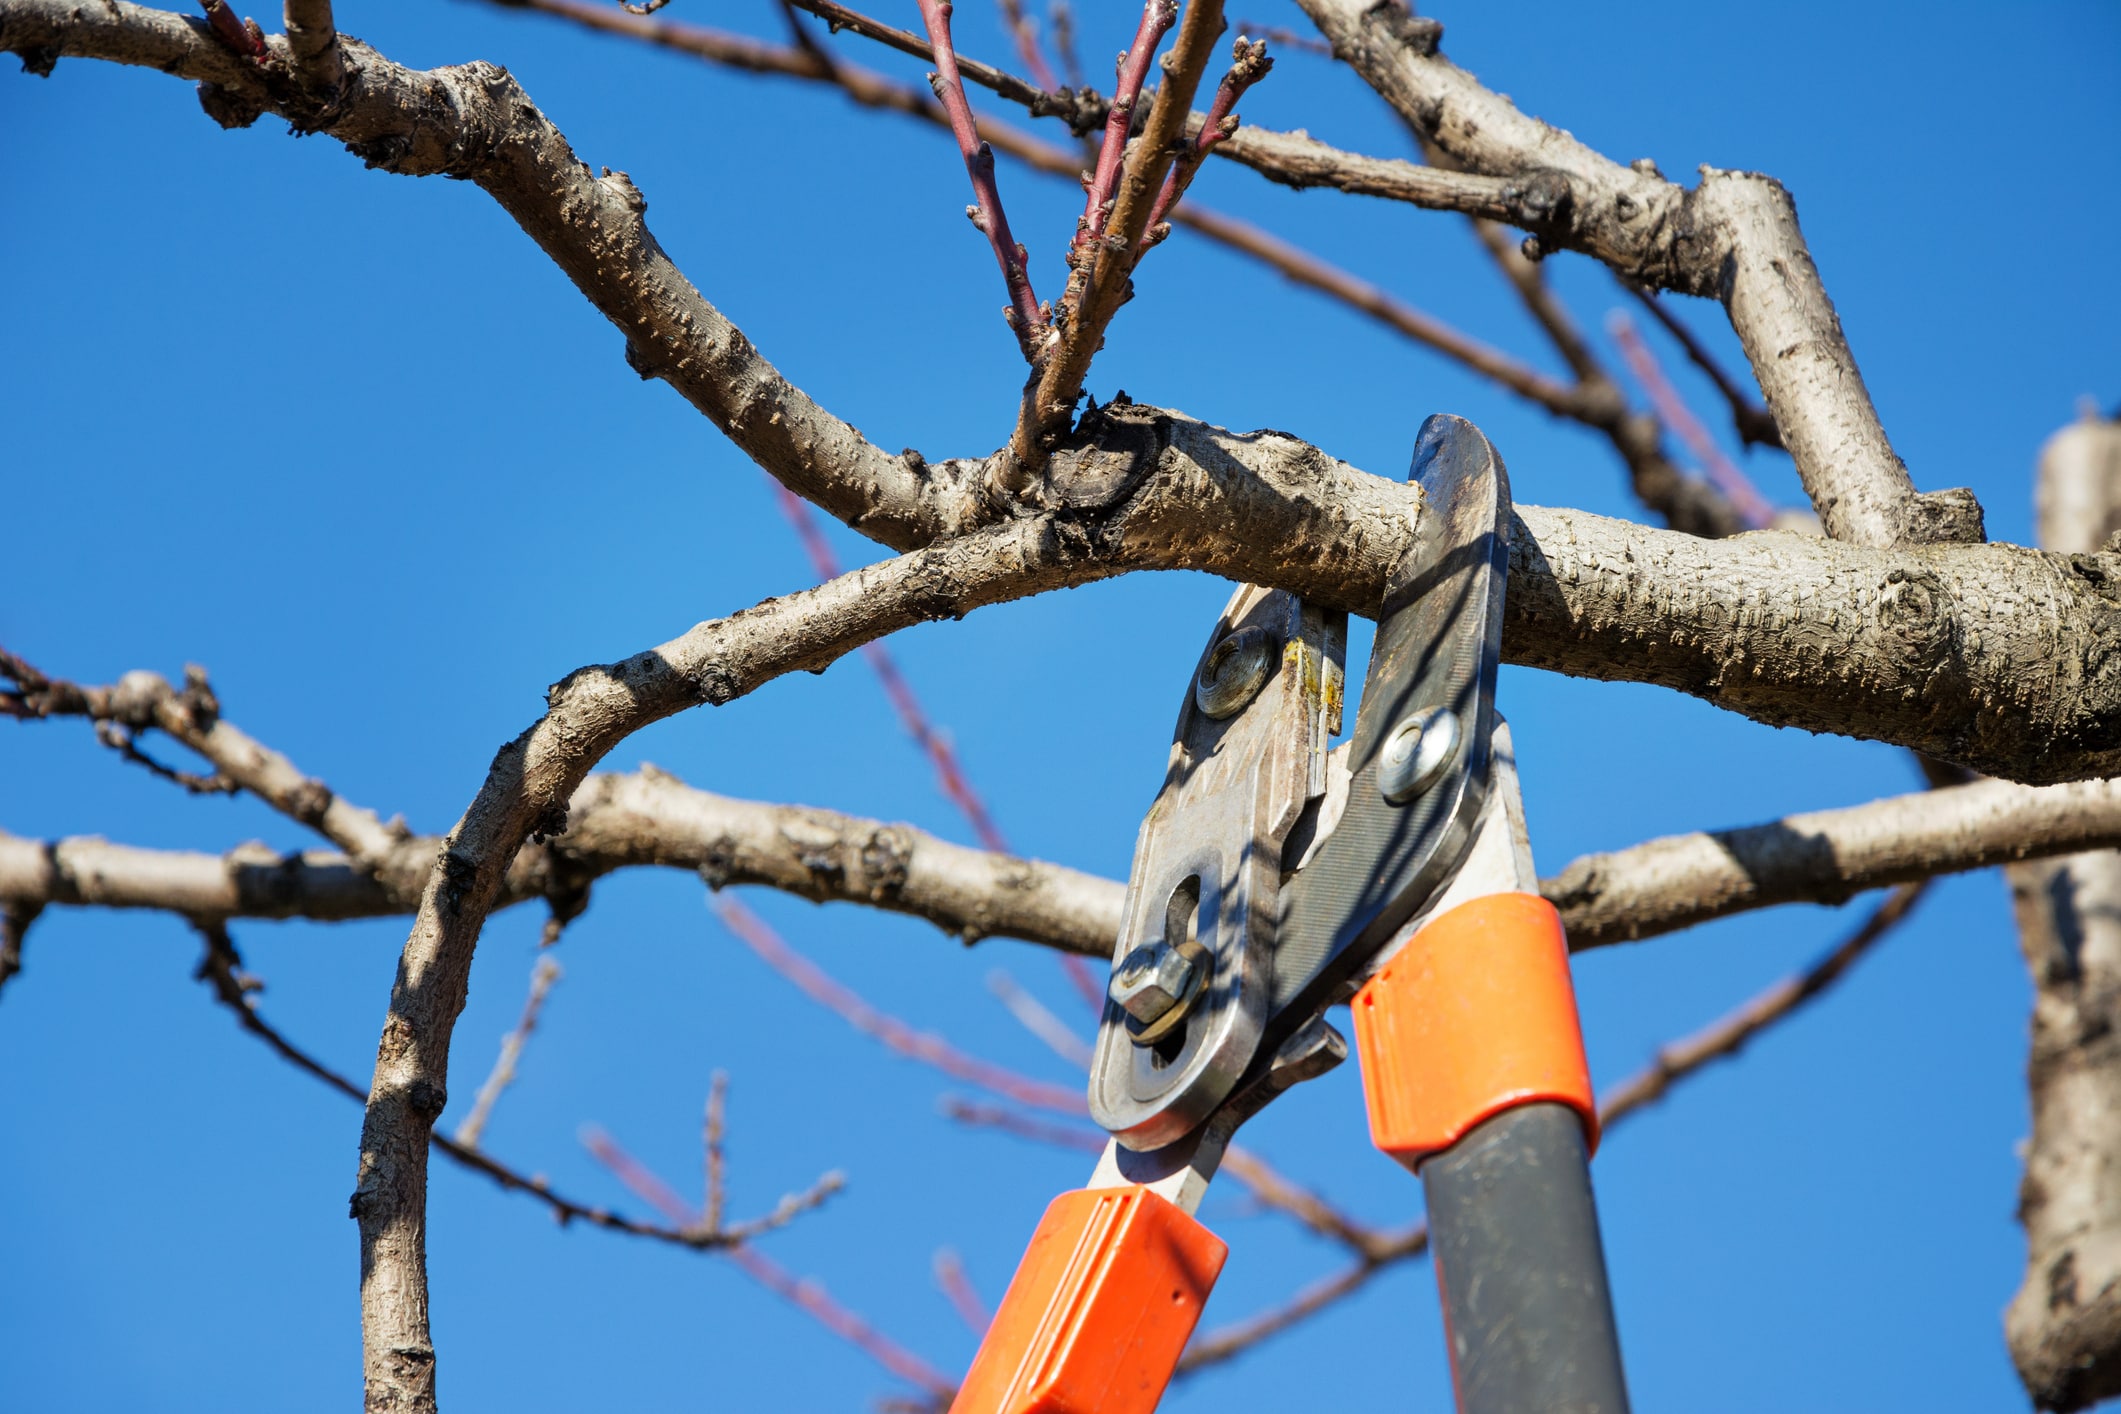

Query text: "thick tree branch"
[1551, 777, 2121, 949]
[1294, 0, 1980, 549]
[0, 766, 1125, 952]
[344, 517, 1111, 1411]
[2007, 413, 2121, 1412]
[16, 769, 2121, 961]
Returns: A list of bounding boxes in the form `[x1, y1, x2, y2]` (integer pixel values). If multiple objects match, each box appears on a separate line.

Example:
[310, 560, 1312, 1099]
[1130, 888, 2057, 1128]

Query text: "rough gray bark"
[342, 518, 1100, 1412]
[2007, 414, 2121, 1412]
[1552, 777, 2121, 949]
[17, 770, 2121, 962]
[1293, 0, 1982, 551]
[6, 6, 2111, 785]
[5, 0, 2110, 1404]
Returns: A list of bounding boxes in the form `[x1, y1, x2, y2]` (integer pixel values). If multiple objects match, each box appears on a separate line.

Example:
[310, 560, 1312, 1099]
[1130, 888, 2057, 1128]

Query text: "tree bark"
[2007, 414, 2121, 1411]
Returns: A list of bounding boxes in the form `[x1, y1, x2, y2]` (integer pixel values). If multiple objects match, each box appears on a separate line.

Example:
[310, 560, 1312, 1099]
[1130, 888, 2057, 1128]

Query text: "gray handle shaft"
[1422, 1102, 1631, 1414]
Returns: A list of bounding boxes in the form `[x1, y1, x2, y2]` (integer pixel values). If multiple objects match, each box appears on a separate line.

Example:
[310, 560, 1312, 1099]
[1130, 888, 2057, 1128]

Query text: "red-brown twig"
[1010, 0, 1228, 482]
[941, 1094, 1106, 1150]
[1218, 1144, 1386, 1257]
[1073, 0, 1176, 258]
[1609, 309, 1778, 530]
[1625, 285, 1783, 450]
[198, 0, 264, 57]
[714, 893, 1088, 1113]
[703, 1069, 729, 1235]
[993, 0, 1059, 91]
[1144, 34, 1272, 240]
[453, 953, 563, 1149]
[933, 1247, 992, 1333]
[1229, 18, 1329, 56]
[764, 482, 1108, 1010]
[1048, 0, 1082, 88]
[191, 919, 815, 1249]
[579, 1115, 844, 1242]
[985, 969, 1094, 1067]
[917, 0, 1049, 359]
[731, 1246, 958, 1396]
[579, 1125, 943, 1394]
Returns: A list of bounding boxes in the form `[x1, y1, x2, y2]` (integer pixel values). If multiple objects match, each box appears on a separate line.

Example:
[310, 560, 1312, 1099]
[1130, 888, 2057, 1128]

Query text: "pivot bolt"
[1195, 627, 1275, 719]
[1109, 942, 1203, 1039]
[1378, 706, 1459, 804]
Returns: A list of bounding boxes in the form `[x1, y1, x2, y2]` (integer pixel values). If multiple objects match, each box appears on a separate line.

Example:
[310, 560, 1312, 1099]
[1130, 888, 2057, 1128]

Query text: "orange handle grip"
[949, 1185, 1226, 1414]
[1352, 891, 1597, 1169]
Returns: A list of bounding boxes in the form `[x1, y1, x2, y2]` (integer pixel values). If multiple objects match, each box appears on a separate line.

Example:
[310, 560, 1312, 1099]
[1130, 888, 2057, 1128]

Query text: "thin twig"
[1007, 0, 1232, 485]
[713, 893, 1088, 1113]
[0, 899, 39, 1002]
[1048, 0, 1081, 88]
[1218, 1144, 1388, 1257]
[1598, 881, 1929, 1124]
[1229, 18, 1329, 56]
[992, 0, 1058, 91]
[191, 918, 813, 1249]
[764, 480, 1106, 1011]
[730, 1246, 958, 1396]
[453, 953, 563, 1149]
[985, 969, 1094, 1067]
[1074, 0, 1176, 255]
[703, 1069, 729, 1236]
[916, 0, 1049, 359]
[1608, 309, 1778, 530]
[1144, 34, 1272, 241]
[933, 1248, 992, 1333]
[1626, 284, 1783, 449]
[940, 1094, 1105, 1150]
[577, 1121, 943, 1394]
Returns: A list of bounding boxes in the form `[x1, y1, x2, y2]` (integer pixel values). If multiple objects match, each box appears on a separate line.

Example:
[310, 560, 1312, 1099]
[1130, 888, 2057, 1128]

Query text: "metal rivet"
[1195, 626, 1274, 719]
[1377, 706, 1459, 804]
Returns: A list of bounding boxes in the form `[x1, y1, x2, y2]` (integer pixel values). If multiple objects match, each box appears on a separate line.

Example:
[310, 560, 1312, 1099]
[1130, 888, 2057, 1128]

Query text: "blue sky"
[3, 1, 2117, 1409]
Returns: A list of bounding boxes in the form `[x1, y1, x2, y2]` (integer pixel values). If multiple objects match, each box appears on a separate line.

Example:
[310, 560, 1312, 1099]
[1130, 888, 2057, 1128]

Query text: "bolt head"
[1109, 943, 1201, 1027]
[1377, 706, 1460, 804]
[1195, 626, 1276, 720]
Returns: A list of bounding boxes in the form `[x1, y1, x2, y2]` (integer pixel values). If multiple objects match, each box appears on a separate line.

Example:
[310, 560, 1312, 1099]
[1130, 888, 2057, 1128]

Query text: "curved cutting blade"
[1265, 413, 1511, 1045]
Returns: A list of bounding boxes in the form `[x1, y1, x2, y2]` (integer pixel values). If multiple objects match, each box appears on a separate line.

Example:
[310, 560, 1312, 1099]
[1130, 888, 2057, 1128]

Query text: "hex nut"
[1109, 943, 1202, 1029]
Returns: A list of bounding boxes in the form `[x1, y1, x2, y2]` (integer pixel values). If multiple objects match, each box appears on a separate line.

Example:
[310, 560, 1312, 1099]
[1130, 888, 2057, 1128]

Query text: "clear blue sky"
[3, 1, 2117, 1409]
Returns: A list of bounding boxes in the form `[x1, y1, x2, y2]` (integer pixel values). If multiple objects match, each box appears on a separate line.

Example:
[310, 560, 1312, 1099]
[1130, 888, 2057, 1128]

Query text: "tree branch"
[2006, 412, 2121, 1412]
[2, 649, 403, 864]
[192, 918, 834, 1250]
[1294, 0, 1981, 549]
[340, 517, 1109, 1410]
[1550, 776, 2121, 949]
[17, 768, 2121, 964]
[281, 0, 340, 91]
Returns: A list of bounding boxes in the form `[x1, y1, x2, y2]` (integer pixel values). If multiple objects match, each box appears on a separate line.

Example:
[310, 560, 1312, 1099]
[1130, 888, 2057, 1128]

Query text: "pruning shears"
[950, 416, 1630, 1414]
